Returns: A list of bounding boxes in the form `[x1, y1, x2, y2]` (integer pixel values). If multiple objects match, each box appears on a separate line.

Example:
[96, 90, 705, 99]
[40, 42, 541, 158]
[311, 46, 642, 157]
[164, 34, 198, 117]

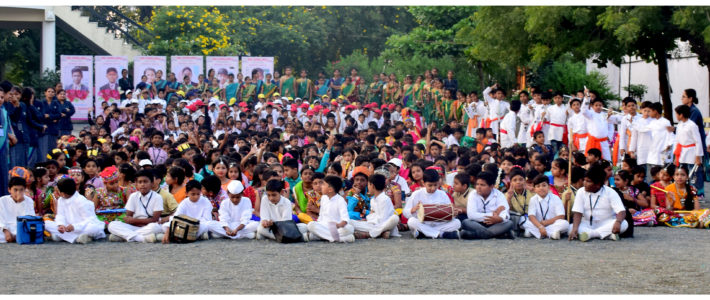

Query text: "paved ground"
[1, 226, 709, 294]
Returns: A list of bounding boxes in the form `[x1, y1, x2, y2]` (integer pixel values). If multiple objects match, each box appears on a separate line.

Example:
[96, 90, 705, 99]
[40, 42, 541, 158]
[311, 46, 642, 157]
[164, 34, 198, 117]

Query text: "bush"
[529, 58, 618, 101]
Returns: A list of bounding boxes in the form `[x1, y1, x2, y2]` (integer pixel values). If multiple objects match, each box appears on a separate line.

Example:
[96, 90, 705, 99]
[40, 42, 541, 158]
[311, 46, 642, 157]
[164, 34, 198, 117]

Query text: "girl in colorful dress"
[91, 166, 129, 225]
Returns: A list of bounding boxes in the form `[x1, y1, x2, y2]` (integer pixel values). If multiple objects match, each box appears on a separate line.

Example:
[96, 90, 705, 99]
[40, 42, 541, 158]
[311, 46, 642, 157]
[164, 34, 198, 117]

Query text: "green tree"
[672, 7, 710, 104]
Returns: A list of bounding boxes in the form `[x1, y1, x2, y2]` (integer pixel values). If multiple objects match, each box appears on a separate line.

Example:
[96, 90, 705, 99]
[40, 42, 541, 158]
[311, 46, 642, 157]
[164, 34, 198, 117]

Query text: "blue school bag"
[16, 216, 45, 244]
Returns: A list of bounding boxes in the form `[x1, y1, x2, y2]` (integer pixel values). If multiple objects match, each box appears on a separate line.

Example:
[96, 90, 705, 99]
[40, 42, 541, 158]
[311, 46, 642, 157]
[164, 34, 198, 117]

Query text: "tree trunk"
[477, 61, 485, 92]
[655, 47, 673, 123]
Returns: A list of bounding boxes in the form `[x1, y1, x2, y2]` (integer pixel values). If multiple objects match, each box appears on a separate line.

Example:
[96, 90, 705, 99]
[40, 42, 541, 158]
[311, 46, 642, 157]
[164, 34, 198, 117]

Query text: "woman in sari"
[240, 77, 257, 103]
[329, 69, 345, 99]
[296, 69, 314, 101]
[388, 73, 400, 104]
[315, 72, 331, 99]
[180, 75, 194, 93]
[366, 73, 383, 105]
[225, 76, 240, 104]
[341, 76, 358, 102]
[425, 79, 443, 126]
[262, 73, 278, 98]
[401, 75, 415, 109]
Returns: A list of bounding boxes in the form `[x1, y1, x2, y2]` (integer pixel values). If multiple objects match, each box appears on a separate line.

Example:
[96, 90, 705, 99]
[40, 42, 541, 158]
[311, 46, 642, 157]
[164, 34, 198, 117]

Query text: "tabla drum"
[417, 204, 455, 222]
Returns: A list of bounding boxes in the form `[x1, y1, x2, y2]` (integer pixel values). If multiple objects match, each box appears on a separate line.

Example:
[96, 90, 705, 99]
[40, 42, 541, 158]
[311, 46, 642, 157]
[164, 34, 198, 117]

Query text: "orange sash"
[673, 143, 696, 166]
[572, 133, 588, 150]
[585, 135, 608, 155]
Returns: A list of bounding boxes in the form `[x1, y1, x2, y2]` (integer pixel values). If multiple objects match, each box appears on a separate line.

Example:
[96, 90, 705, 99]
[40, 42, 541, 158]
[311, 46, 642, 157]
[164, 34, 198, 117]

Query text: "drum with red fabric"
[417, 204, 455, 222]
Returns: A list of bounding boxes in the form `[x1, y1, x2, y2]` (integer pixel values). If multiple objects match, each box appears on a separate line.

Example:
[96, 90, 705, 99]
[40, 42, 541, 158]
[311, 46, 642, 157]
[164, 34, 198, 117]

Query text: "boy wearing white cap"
[161, 180, 214, 243]
[208, 180, 259, 239]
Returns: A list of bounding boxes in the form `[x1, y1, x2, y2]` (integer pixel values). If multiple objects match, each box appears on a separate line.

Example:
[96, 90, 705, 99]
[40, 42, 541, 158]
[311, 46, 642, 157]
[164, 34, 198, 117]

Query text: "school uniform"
[162, 196, 214, 238]
[521, 193, 569, 239]
[350, 192, 399, 238]
[618, 113, 641, 157]
[581, 98, 611, 161]
[517, 102, 533, 145]
[210, 196, 258, 239]
[499, 110, 518, 148]
[107, 190, 164, 242]
[673, 120, 704, 166]
[404, 189, 461, 238]
[56, 100, 75, 136]
[307, 194, 355, 242]
[628, 117, 652, 165]
[528, 103, 547, 147]
[545, 104, 567, 150]
[258, 196, 308, 241]
[0, 195, 35, 243]
[45, 192, 106, 243]
[460, 189, 513, 239]
[567, 111, 588, 152]
[570, 186, 628, 240]
[633, 117, 674, 166]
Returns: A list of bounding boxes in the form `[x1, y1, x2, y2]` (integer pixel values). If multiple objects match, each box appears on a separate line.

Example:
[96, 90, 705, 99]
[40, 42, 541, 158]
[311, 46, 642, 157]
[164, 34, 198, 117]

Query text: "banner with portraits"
[60, 55, 93, 121]
[94, 56, 128, 114]
[241, 56, 274, 83]
[171, 56, 203, 87]
[206, 56, 240, 88]
[133, 56, 167, 88]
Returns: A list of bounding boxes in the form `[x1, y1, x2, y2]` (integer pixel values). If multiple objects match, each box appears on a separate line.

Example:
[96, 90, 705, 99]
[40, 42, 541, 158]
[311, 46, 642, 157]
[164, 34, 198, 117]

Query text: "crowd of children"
[1, 69, 709, 245]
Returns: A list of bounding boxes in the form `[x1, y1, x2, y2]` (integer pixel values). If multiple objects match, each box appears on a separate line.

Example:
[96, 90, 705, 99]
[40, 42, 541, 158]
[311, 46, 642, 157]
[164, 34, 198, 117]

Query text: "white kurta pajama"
[521, 193, 569, 239]
[350, 193, 399, 238]
[567, 111, 588, 151]
[307, 194, 355, 242]
[581, 98, 612, 161]
[570, 186, 628, 240]
[45, 192, 106, 243]
[258, 196, 307, 241]
[210, 196, 258, 239]
[628, 117, 652, 165]
[633, 117, 674, 166]
[499, 111, 518, 148]
[107, 190, 164, 242]
[544, 104, 568, 142]
[0, 195, 35, 243]
[162, 196, 215, 238]
[404, 189, 461, 238]
[517, 102, 533, 145]
[674, 120, 704, 165]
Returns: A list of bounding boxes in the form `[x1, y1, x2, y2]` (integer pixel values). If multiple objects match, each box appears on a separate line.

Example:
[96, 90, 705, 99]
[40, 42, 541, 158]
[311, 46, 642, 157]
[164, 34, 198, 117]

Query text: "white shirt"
[628, 116, 652, 164]
[445, 134, 460, 148]
[126, 190, 164, 219]
[618, 113, 641, 151]
[633, 117, 674, 165]
[517, 102, 533, 142]
[572, 186, 625, 225]
[675, 120, 704, 164]
[394, 175, 411, 195]
[259, 196, 292, 222]
[54, 192, 103, 230]
[466, 189, 510, 222]
[0, 195, 35, 234]
[499, 110, 518, 148]
[545, 104, 568, 141]
[171, 196, 213, 223]
[581, 98, 609, 139]
[218, 196, 254, 227]
[366, 193, 395, 225]
[319, 194, 350, 224]
[404, 189, 451, 221]
[527, 193, 565, 222]
[567, 111, 587, 135]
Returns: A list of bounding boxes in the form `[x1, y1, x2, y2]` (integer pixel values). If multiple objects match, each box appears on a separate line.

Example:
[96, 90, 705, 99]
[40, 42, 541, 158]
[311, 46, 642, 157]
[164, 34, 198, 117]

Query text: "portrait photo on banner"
[241, 56, 274, 83]
[133, 56, 167, 89]
[206, 56, 239, 89]
[171, 56, 204, 87]
[94, 56, 128, 115]
[60, 55, 93, 121]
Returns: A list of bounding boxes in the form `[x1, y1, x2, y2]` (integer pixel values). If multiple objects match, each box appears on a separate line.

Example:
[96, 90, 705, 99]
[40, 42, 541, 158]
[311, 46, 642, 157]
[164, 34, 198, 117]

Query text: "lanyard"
[139, 192, 153, 217]
[588, 187, 603, 226]
[481, 194, 492, 213]
[538, 195, 550, 221]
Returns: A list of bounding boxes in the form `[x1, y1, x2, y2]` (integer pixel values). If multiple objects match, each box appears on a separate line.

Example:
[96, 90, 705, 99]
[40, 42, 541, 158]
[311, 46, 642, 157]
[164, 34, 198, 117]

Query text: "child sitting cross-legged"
[521, 174, 569, 239]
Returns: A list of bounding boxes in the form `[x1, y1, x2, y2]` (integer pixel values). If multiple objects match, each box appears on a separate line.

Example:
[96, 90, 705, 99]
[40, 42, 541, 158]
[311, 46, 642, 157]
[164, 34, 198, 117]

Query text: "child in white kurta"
[499, 108, 518, 148]
[307, 176, 355, 242]
[257, 180, 308, 241]
[405, 170, 461, 239]
[570, 186, 628, 241]
[210, 180, 258, 239]
[161, 181, 215, 243]
[350, 174, 399, 238]
[567, 100, 588, 152]
[544, 99, 567, 146]
[0, 178, 36, 243]
[45, 191, 106, 244]
[581, 97, 612, 161]
[673, 113, 704, 166]
[107, 187, 164, 242]
[521, 177, 569, 239]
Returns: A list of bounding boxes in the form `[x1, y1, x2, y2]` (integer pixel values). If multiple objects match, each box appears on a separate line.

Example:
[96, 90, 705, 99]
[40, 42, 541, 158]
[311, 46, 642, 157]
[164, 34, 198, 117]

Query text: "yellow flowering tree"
[139, 6, 245, 56]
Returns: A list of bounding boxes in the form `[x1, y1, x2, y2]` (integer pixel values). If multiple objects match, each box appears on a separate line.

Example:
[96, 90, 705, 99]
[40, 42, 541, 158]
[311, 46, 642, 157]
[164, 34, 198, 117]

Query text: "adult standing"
[20, 87, 47, 167]
[443, 70, 458, 97]
[0, 88, 16, 196]
[4, 86, 30, 168]
[681, 89, 706, 196]
[35, 87, 58, 163]
[119, 69, 133, 100]
[56, 89, 75, 136]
